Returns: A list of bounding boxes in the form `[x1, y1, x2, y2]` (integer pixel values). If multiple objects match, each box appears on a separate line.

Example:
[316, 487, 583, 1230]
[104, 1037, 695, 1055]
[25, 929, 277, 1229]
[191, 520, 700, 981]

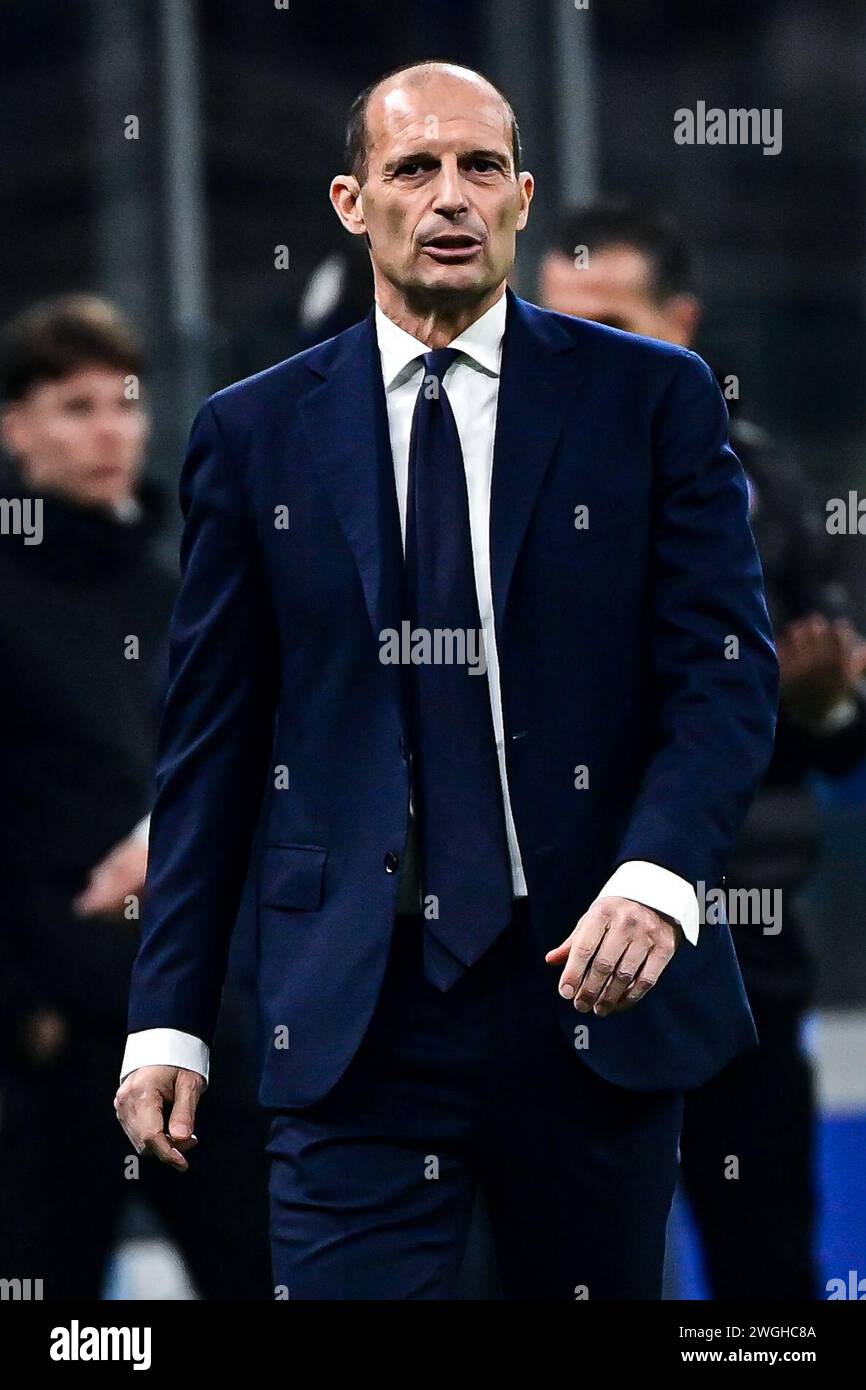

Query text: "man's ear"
[329, 174, 367, 238]
[516, 172, 534, 232]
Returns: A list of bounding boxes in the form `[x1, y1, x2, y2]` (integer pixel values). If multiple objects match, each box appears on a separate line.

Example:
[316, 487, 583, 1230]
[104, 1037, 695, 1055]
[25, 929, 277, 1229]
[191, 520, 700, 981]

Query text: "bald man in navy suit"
[116, 61, 777, 1300]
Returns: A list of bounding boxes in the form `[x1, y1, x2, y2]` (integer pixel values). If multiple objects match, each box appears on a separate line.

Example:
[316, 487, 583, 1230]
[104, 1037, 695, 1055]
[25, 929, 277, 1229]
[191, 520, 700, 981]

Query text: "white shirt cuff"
[120, 1029, 210, 1085]
[597, 860, 700, 945]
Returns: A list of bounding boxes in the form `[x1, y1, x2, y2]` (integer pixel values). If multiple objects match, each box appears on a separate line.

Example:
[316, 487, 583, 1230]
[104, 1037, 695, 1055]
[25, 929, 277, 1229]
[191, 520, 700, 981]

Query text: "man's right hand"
[114, 1065, 205, 1172]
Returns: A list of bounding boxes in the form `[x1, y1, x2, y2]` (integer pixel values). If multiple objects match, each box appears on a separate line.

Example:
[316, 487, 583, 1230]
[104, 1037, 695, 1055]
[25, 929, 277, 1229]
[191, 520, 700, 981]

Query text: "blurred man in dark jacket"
[541, 203, 866, 1299]
[0, 294, 270, 1298]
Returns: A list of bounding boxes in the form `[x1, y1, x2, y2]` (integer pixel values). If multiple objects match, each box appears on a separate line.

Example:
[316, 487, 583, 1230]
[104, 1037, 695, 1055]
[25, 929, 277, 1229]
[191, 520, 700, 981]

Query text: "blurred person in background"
[540, 202, 866, 1299]
[0, 294, 270, 1299]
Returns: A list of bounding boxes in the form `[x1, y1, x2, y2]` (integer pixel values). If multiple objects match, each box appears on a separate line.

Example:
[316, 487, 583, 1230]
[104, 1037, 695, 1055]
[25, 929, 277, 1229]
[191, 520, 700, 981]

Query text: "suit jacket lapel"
[299, 288, 587, 656]
[490, 288, 586, 637]
[299, 308, 406, 650]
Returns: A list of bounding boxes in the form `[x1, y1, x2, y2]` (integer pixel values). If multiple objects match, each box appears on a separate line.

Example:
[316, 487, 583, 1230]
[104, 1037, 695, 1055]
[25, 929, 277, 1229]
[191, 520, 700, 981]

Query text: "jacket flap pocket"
[258, 843, 327, 910]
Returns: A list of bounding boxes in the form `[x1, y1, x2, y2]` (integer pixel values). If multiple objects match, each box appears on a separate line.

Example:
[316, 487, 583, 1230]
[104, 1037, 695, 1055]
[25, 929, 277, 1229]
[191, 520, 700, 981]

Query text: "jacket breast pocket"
[257, 843, 328, 911]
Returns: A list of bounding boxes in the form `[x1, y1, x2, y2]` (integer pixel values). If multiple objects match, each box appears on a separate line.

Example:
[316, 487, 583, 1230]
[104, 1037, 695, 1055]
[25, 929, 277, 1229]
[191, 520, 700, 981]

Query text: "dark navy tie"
[404, 346, 514, 990]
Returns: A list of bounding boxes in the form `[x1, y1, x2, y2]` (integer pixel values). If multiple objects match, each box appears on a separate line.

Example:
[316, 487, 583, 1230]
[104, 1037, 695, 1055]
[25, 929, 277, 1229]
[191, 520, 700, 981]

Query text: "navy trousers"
[267, 900, 684, 1300]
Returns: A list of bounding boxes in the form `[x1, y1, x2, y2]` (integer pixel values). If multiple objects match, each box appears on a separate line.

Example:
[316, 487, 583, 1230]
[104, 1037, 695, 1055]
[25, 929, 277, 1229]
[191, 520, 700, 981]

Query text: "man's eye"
[396, 163, 423, 177]
[471, 159, 499, 172]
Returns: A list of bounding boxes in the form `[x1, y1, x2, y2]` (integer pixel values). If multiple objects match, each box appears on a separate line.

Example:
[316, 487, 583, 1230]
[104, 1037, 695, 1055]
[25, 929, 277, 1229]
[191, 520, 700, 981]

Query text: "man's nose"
[431, 159, 468, 216]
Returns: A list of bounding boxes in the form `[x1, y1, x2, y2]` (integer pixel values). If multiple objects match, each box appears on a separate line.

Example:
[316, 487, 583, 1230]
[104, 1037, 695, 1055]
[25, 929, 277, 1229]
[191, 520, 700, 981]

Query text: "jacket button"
[384, 851, 400, 873]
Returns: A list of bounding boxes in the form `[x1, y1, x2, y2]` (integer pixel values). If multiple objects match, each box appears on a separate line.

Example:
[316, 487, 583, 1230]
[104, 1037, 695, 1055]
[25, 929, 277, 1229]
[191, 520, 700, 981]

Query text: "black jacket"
[0, 459, 177, 1044]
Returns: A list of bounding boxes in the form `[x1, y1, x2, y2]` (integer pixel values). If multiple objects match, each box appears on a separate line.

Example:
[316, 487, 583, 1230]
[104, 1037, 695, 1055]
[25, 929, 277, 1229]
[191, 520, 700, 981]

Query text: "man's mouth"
[421, 234, 483, 262]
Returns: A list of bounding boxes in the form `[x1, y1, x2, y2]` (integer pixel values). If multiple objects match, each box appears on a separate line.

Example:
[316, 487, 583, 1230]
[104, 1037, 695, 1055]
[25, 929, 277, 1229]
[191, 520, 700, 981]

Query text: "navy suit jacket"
[128, 288, 778, 1105]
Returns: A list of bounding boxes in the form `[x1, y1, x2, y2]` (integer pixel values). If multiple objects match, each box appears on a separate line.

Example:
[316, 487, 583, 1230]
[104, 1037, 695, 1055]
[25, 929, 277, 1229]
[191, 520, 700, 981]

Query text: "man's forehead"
[368, 81, 510, 152]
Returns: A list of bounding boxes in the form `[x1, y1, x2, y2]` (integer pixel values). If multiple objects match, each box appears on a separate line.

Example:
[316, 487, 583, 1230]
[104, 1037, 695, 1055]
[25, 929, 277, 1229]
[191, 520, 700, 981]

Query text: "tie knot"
[421, 346, 461, 385]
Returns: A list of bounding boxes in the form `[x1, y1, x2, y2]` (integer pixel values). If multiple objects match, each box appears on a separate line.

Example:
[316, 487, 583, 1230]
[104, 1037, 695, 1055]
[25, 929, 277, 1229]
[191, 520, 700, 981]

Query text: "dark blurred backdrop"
[3, 1, 865, 515]
[2, 0, 865, 1300]
[3, 0, 866, 1006]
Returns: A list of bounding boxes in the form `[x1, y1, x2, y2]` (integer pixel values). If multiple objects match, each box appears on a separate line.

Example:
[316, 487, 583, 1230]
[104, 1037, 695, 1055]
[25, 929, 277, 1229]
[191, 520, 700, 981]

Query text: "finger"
[618, 944, 668, 1007]
[168, 1074, 201, 1150]
[114, 1083, 160, 1146]
[571, 922, 631, 1012]
[142, 1128, 191, 1171]
[544, 910, 605, 963]
[612, 918, 681, 1013]
[556, 910, 612, 1000]
[544, 910, 605, 971]
[544, 938, 574, 963]
[593, 940, 650, 1016]
[116, 1086, 188, 1170]
[171, 1133, 198, 1154]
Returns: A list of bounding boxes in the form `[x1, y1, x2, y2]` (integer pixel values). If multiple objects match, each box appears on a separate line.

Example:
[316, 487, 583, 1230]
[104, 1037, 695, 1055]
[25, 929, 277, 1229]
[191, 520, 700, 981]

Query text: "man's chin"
[405, 265, 496, 310]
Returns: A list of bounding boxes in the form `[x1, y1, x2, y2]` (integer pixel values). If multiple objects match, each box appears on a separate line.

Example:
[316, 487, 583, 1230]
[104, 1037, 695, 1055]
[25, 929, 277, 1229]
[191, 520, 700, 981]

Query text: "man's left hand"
[545, 897, 683, 1016]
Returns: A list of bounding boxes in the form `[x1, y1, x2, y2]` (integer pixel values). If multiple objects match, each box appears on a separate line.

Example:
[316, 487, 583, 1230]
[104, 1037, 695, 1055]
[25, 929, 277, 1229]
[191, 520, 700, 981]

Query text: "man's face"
[1, 365, 148, 509]
[333, 71, 532, 309]
[539, 244, 697, 346]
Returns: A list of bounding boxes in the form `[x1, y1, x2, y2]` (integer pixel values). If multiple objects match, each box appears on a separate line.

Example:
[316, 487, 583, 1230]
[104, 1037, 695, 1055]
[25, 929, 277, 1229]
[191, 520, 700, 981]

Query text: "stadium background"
[1, 0, 864, 1298]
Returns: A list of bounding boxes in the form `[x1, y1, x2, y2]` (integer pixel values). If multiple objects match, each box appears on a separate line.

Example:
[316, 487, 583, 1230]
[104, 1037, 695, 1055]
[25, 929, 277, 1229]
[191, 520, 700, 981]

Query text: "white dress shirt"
[120, 290, 699, 1087]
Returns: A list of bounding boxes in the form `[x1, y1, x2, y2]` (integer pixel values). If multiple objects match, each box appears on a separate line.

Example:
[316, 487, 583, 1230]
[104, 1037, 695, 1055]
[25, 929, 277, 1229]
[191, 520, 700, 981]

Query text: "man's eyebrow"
[382, 147, 510, 173]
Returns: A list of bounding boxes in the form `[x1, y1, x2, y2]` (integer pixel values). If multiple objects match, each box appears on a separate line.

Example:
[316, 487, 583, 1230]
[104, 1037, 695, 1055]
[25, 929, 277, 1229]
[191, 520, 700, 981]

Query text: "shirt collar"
[374, 289, 507, 390]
